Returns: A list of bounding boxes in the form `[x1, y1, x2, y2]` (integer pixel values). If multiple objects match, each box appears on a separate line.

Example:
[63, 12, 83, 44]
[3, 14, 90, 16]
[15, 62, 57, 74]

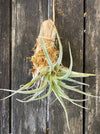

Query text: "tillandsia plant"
[0, 19, 98, 130]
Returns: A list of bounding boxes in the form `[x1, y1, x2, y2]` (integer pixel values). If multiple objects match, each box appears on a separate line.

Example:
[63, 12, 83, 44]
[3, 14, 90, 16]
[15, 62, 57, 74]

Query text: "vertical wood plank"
[12, 0, 48, 134]
[85, 0, 100, 133]
[49, 0, 84, 134]
[0, 0, 10, 133]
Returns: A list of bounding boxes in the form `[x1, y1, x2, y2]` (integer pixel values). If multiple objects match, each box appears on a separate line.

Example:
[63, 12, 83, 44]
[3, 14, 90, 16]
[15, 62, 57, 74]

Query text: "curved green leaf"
[0, 76, 40, 100]
[41, 33, 54, 71]
[59, 81, 99, 98]
[63, 78, 89, 87]
[59, 68, 95, 78]
[1, 82, 47, 94]
[17, 84, 52, 102]
[58, 42, 73, 79]
[16, 90, 44, 103]
[54, 27, 63, 69]
[57, 86, 88, 110]
[54, 81, 88, 109]
[52, 85, 70, 130]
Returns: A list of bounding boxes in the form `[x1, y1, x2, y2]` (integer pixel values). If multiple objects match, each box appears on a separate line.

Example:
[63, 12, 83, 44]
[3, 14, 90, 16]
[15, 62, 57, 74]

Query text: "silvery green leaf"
[58, 42, 73, 79]
[54, 26, 63, 69]
[52, 85, 70, 130]
[59, 81, 99, 98]
[0, 76, 40, 100]
[41, 33, 54, 71]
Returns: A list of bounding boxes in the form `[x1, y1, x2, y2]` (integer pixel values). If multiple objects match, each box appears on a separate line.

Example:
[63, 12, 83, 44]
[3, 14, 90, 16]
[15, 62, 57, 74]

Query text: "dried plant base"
[30, 20, 59, 76]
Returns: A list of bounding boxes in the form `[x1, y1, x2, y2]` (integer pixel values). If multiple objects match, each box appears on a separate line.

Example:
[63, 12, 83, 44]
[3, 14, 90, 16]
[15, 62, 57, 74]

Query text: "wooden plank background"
[85, 0, 100, 134]
[0, 0, 100, 134]
[0, 0, 10, 133]
[49, 0, 83, 134]
[11, 0, 48, 134]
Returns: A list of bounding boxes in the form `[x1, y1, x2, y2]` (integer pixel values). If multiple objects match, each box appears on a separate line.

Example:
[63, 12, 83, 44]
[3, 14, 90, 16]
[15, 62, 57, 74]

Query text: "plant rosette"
[0, 19, 97, 130]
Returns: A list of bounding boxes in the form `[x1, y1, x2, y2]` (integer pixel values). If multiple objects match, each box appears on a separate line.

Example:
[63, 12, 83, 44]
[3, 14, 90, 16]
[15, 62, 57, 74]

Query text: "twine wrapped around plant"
[0, 19, 97, 130]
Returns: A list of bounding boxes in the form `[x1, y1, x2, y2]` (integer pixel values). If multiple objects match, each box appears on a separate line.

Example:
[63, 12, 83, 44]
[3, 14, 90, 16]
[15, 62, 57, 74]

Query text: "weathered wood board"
[49, 0, 84, 134]
[0, 0, 10, 134]
[85, 0, 100, 134]
[0, 0, 100, 134]
[11, 0, 48, 134]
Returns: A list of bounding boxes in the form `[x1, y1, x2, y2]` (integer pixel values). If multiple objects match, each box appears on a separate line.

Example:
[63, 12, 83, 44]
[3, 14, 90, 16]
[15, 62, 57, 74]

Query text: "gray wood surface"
[0, 0, 100, 134]
[85, 0, 100, 134]
[0, 0, 10, 134]
[49, 0, 84, 134]
[11, 0, 48, 134]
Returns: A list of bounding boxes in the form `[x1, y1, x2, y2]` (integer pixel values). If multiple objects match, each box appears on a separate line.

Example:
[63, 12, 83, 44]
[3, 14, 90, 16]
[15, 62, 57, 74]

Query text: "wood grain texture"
[1, 0, 100, 133]
[85, 0, 100, 134]
[49, 0, 84, 134]
[11, 0, 48, 134]
[0, 0, 10, 133]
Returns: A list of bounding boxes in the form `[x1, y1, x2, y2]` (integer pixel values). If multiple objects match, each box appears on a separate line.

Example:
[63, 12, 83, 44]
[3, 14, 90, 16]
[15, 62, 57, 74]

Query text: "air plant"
[0, 19, 97, 130]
